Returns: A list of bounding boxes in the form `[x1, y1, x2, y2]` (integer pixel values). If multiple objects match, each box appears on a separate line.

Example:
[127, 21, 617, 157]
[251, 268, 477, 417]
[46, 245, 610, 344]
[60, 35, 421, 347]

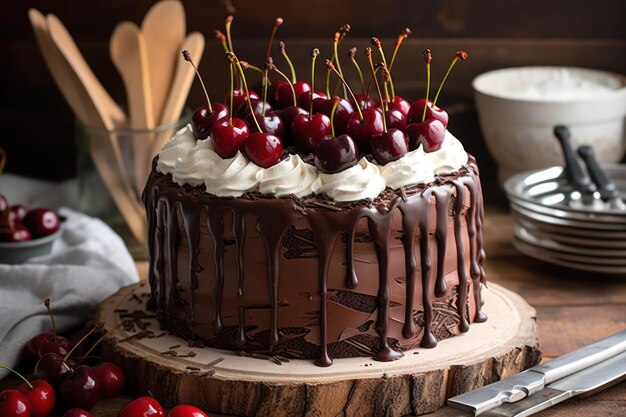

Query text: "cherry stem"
[366, 48, 387, 132]
[241, 62, 265, 76]
[325, 27, 349, 98]
[309, 48, 319, 120]
[365, 66, 382, 98]
[63, 321, 104, 363]
[214, 30, 229, 53]
[265, 18, 283, 61]
[432, 51, 468, 108]
[330, 98, 340, 139]
[228, 62, 234, 125]
[267, 58, 297, 107]
[371, 37, 395, 100]
[381, 65, 390, 111]
[279, 41, 297, 83]
[230, 52, 263, 133]
[78, 323, 122, 364]
[44, 298, 57, 343]
[421, 49, 432, 123]
[348, 48, 366, 97]
[389, 28, 411, 73]
[332, 33, 347, 98]
[183, 50, 212, 113]
[0, 365, 33, 390]
[326, 59, 363, 120]
[262, 68, 269, 116]
[224, 16, 234, 53]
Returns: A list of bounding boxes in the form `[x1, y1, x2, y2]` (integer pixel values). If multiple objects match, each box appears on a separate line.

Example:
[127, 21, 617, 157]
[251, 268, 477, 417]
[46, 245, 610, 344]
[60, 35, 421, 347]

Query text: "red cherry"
[297, 91, 326, 109]
[118, 397, 165, 417]
[210, 118, 249, 159]
[191, 104, 229, 140]
[57, 366, 101, 411]
[236, 99, 272, 120]
[26, 333, 72, 361]
[63, 409, 94, 417]
[92, 362, 125, 398]
[406, 119, 446, 152]
[313, 97, 354, 135]
[8, 205, 28, 225]
[345, 108, 384, 153]
[292, 113, 332, 154]
[406, 98, 449, 127]
[22, 209, 60, 238]
[243, 133, 283, 168]
[167, 405, 209, 417]
[247, 111, 286, 140]
[387, 96, 410, 116]
[270, 80, 310, 110]
[378, 101, 407, 130]
[314, 134, 359, 174]
[0, 223, 31, 242]
[224, 90, 260, 115]
[276, 106, 307, 142]
[17, 379, 55, 417]
[371, 128, 409, 164]
[351, 94, 375, 110]
[34, 353, 76, 385]
[0, 390, 30, 417]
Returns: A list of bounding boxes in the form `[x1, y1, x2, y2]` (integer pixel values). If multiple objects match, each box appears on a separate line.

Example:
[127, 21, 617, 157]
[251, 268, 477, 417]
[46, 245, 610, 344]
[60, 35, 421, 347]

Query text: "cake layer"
[143, 159, 486, 366]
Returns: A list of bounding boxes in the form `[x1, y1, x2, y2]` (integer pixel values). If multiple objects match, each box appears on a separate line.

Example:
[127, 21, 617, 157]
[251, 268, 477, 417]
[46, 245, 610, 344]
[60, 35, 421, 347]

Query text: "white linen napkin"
[0, 207, 139, 377]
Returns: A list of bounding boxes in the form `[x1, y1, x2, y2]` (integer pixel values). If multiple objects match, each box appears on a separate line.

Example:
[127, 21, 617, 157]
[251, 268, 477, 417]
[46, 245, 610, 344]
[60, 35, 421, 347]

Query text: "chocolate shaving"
[206, 357, 225, 367]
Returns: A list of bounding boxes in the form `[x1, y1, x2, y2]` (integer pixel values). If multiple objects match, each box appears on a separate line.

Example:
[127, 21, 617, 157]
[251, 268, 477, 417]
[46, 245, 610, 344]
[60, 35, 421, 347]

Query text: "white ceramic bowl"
[0, 227, 63, 264]
[473, 66, 626, 184]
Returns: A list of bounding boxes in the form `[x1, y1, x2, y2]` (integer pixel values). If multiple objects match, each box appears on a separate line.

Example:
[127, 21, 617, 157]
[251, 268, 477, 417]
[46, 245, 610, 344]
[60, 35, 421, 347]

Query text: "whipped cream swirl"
[203, 151, 262, 197]
[257, 154, 317, 198]
[312, 158, 386, 202]
[380, 130, 468, 188]
[156, 125, 196, 174]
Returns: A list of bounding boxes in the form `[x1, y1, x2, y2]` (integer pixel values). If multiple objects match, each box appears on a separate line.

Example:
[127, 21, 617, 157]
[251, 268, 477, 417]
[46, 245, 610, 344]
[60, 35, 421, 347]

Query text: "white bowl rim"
[0, 225, 63, 249]
[472, 66, 626, 104]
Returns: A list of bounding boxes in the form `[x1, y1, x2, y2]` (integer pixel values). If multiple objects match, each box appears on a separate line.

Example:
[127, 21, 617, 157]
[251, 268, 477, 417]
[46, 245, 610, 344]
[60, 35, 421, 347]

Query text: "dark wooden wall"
[1, 0, 624, 181]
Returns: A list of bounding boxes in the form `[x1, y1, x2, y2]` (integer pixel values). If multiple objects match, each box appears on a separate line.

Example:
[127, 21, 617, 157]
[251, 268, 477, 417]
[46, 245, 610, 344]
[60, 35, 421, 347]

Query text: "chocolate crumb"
[206, 357, 225, 367]
[168, 344, 181, 350]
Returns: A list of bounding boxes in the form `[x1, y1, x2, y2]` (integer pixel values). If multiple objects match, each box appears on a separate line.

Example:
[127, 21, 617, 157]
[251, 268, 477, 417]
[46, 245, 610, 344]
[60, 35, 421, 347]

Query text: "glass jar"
[75, 112, 190, 259]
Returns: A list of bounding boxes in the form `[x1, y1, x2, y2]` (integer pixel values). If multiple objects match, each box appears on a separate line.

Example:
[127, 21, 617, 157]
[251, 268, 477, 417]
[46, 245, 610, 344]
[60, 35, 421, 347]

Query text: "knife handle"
[553, 125, 596, 194]
[577, 146, 619, 201]
[535, 329, 626, 384]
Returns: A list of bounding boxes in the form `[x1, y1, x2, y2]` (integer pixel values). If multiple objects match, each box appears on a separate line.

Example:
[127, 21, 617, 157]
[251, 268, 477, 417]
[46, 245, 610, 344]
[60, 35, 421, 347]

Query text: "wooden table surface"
[2, 207, 625, 416]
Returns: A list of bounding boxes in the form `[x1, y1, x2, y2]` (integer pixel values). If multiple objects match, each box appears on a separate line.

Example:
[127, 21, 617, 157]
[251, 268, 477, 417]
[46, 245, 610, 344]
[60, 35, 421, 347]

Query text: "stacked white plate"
[504, 165, 626, 275]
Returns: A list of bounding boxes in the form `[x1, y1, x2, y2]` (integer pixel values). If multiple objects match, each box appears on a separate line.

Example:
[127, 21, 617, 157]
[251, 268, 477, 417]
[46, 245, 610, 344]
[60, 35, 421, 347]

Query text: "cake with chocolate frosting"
[142, 19, 486, 367]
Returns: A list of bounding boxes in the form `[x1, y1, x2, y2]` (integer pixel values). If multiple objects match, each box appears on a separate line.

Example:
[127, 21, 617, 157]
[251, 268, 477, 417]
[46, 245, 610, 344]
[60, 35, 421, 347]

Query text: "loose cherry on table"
[26, 298, 73, 361]
[58, 365, 101, 411]
[167, 405, 209, 417]
[182, 50, 229, 139]
[365, 48, 408, 164]
[92, 362, 125, 398]
[22, 209, 60, 238]
[63, 409, 94, 417]
[0, 364, 55, 417]
[0, 390, 30, 417]
[314, 98, 359, 174]
[118, 397, 165, 417]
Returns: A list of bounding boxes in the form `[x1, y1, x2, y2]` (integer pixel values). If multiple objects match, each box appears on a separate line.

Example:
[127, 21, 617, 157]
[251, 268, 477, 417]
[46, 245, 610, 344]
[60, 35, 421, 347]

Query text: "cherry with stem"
[26, 298, 72, 360]
[432, 50, 468, 108]
[314, 98, 359, 173]
[366, 48, 408, 164]
[183, 50, 228, 139]
[348, 47, 374, 110]
[1, 364, 55, 417]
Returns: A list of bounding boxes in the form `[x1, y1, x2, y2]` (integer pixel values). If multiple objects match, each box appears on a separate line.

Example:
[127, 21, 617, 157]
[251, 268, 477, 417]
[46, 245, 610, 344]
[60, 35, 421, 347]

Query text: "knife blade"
[482, 349, 626, 417]
[447, 329, 626, 415]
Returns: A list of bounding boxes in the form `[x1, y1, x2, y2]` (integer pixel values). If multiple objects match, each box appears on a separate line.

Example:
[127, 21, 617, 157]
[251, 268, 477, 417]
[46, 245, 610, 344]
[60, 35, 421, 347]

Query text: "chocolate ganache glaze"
[142, 157, 487, 367]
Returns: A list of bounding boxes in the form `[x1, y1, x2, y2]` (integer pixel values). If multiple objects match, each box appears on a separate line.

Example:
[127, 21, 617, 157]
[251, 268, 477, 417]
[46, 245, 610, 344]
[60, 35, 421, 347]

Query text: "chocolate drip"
[142, 157, 487, 366]
[181, 204, 201, 322]
[452, 180, 470, 333]
[206, 207, 225, 334]
[433, 189, 450, 298]
[367, 200, 404, 362]
[233, 210, 246, 299]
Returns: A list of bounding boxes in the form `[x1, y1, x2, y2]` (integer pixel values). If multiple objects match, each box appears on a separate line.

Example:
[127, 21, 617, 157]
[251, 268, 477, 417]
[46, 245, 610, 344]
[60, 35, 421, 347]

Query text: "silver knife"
[482, 349, 626, 417]
[447, 329, 626, 415]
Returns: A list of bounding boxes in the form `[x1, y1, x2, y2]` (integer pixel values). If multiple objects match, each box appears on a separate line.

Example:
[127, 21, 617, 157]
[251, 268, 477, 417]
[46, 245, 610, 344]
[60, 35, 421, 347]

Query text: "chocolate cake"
[142, 23, 486, 366]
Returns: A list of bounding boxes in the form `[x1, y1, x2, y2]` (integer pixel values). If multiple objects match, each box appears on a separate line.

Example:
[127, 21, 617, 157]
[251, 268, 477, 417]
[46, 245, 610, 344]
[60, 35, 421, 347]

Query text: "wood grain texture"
[95, 282, 539, 417]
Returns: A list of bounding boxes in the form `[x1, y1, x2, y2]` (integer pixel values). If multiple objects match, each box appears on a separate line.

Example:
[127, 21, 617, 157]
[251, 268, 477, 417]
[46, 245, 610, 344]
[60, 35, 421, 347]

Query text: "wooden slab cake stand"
[98, 282, 540, 417]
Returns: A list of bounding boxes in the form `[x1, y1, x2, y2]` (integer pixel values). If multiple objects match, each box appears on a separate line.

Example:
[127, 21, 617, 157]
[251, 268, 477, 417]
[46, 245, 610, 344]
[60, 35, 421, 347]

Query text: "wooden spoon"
[141, 0, 186, 124]
[150, 32, 205, 159]
[29, 9, 146, 243]
[110, 21, 154, 193]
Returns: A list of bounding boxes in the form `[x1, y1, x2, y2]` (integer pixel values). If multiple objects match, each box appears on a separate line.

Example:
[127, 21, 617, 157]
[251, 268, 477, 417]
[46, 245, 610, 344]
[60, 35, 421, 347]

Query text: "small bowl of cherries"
[0, 193, 63, 264]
